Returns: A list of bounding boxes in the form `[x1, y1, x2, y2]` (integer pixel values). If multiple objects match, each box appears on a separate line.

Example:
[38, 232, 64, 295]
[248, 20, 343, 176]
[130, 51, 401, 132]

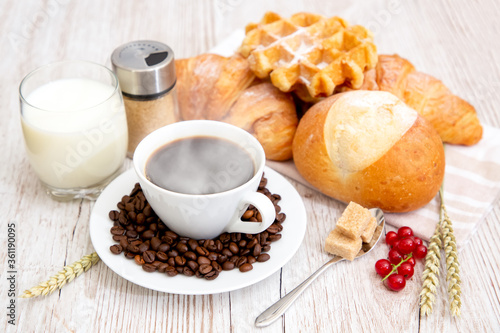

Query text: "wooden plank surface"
[1, 0, 499, 332]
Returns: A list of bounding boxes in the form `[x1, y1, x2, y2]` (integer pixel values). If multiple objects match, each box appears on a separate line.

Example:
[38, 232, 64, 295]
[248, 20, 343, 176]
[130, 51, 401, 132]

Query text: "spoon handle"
[255, 256, 344, 327]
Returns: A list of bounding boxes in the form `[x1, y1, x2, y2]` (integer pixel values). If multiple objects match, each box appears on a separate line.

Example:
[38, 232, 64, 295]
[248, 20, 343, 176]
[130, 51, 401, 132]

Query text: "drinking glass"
[19, 60, 128, 200]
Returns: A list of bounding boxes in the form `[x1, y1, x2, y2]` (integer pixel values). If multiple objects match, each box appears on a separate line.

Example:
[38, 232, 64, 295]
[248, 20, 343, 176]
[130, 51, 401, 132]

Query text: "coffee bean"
[165, 266, 178, 277]
[143, 250, 156, 263]
[150, 237, 161, 251]
[167, 258, 175, 267]
[183, 267, 195, 276]
[162, 236, 174, 245]
[219, 233, 230, 243]
[128, 211, 137, 222]
[238, 240, 247, 248]
[167, 250, 179, 258]
[197, 256, 211, 266]
[110, 244, 122, 255]
[158, 263, 169, 273]
[257, 253, 270, 262]
[247, 256, 257, 264]
[164, 231, 178, 240]
[246, 238, 258, 249]
[217, 255, 228, 264]
[125, 202, 135, 212]
[129, 239, 142, 247]
[175, 256, 186, 266]
[152, 260, 162, 268]
[176, 242, 188, 253]
[149, 223, 158, 232]
[236, 256, 247, 268]
[134, 255, 145, 265]
[109, 210, 120, 221]
[253, 244, 262, 257]
[187, 260, 199, 272]
[256, 212, 262, 222]
[211, 261, 222, 272]
[240, 249, 250, 256]
[268, 234, 282, 242]
[221, 249, 233, 257]
[126, 230, 138, 238]
[188, 239, 198, 251]
[242, 210, 253, 220]
[228, 256, 239, 264]
[119, 238, 129, 249]
[136, 225, 147, 233]
[195, 246, 209, 256]
[239, 263, 253, 272]
[222, 261, 235, 270]
[127, 244, 139, 253]
[207, 252, 218, 261]
[199, 264, 213, 274]
[230, 233, 241, 242]
[158, 243, 170, 253]
[138, 242, 149, 254]
[143, 204, 153, 217]
[204, 270, 219, 280]
[228, 242, 239, 254]
[156, 251, 168, 262]
[184, 251, 197, 261]
[124, 251, 135, 259]
[262, 245, 271, 252]
[277, 213, 286, 223]
[142, 229, 155, 240]
[113, 235, 126, 242]
[142, 263, 156, 272]
[110, 226, 124, 235]
[266, 224, 280, 234]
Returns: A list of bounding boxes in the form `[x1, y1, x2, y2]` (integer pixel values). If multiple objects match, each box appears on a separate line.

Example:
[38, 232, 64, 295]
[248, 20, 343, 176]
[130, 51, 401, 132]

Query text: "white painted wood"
[1, 0, 499, 332]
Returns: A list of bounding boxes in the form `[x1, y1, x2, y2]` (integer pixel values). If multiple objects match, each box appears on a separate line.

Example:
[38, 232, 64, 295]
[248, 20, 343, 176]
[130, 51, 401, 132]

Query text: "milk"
[21, 78, 128, 189]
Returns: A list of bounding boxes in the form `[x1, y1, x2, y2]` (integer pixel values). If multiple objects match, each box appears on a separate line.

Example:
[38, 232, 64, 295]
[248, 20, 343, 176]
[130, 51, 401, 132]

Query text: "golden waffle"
[238, 12, 378, 101]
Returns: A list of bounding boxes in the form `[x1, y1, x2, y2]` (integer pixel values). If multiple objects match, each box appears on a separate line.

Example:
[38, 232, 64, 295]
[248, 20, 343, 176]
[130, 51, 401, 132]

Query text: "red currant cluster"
[374, 226, 428, 291]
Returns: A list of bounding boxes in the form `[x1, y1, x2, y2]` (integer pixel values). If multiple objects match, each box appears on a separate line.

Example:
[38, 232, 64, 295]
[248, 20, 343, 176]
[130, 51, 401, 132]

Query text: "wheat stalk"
[19, 252, 100, 298]
[419, 216, 442, 316]
[439, 188, 462, 317]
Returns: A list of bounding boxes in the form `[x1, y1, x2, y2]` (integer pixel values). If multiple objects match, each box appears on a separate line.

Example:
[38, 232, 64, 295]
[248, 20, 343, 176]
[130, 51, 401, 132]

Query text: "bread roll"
[293, 90, 445, 212]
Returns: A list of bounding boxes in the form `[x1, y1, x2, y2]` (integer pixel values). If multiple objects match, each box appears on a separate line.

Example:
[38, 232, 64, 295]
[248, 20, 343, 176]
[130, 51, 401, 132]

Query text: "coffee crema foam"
[145, 136, 255, 195]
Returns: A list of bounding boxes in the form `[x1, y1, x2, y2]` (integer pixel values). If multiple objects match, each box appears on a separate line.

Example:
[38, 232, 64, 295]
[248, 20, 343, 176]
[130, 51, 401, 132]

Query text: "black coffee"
[146, 136, 255, 194]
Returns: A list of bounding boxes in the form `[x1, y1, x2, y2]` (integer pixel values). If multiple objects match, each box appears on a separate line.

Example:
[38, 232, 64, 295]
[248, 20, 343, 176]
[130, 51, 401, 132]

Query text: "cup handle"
[224, 191, 276, 234]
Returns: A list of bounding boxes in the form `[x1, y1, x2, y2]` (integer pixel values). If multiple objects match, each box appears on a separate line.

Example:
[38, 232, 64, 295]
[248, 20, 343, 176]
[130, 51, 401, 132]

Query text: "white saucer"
[89, 167, 307, 295]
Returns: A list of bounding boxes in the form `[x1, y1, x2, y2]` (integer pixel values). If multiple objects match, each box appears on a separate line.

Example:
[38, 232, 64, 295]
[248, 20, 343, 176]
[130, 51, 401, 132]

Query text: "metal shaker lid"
[111, 40, 176, 96]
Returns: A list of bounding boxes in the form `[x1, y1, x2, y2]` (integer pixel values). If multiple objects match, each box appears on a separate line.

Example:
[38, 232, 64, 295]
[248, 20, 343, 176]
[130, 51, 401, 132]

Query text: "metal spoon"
[255, 208, 385, 328]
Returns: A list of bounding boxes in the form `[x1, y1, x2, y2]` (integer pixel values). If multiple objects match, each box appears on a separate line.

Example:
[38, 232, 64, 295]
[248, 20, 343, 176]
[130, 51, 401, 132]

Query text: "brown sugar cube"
[335, 202, 372, 239]
[361, 216, 377, 243]
[324, 228, 362, 261]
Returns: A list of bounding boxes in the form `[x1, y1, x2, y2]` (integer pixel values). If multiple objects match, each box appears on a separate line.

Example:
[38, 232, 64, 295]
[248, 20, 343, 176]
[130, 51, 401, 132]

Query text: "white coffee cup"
[133, 120, 276, 240]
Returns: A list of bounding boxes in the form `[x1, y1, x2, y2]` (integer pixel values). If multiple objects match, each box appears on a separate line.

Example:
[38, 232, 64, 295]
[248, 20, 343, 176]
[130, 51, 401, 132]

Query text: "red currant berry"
[397, 237, 416, 255]
[406, 257, 416, 266]
[413, 237, 423, 246]
[391, 240, 400, 250]
[375, 259, 393, 277]
[385, 231, 399, 246]
[386, 274, 406, 291]
[414, 245, 428, 259]
[397, 262, 414, 279]
[388, 249, 403, 264]
[397, 226, 413, 239]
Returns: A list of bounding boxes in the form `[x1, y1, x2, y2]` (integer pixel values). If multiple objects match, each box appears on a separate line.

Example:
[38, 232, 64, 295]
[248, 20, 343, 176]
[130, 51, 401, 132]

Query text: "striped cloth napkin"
[268, 125, 500, 247]
[211, 31, 500, 247]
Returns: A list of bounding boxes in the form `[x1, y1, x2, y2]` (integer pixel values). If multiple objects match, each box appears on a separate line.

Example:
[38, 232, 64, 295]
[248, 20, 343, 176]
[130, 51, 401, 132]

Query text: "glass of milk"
[19, 60, 128, 200]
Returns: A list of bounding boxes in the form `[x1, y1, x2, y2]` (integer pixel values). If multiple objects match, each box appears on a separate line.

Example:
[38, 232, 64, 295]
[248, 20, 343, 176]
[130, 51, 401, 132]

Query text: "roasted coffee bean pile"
[108, 175, 286, 280]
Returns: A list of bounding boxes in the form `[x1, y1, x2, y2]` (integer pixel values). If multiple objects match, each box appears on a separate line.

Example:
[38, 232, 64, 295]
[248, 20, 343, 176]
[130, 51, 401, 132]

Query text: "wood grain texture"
[1, 0, 499, 332]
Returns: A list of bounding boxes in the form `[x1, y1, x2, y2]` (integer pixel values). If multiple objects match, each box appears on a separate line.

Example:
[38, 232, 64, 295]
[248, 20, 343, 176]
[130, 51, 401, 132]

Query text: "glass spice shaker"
[111, 40, 179, 158]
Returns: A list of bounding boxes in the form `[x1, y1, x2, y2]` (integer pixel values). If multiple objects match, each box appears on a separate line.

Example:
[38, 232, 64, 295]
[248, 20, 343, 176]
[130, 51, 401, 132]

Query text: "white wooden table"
[2, 0, 499, 332]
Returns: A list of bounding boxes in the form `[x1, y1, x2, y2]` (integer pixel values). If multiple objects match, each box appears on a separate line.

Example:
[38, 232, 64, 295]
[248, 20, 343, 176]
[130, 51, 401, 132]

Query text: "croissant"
[357, 54, 483, 146]
[175, 54, 298, 161]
